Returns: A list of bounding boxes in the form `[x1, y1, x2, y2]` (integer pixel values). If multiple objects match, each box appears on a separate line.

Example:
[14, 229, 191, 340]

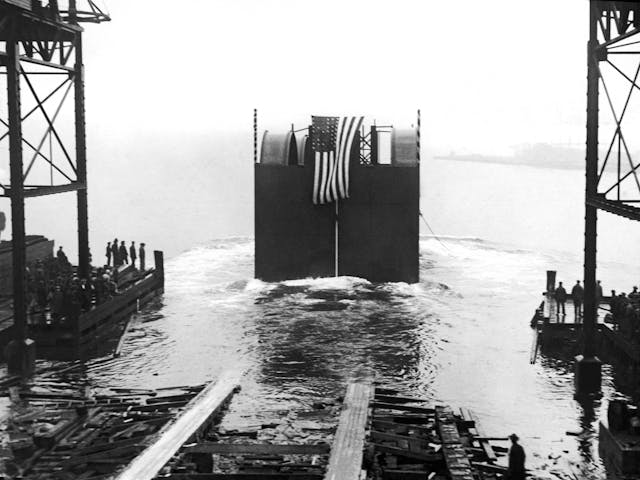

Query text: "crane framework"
[580, 1, 640, 393]
[0, 0, 108, 373]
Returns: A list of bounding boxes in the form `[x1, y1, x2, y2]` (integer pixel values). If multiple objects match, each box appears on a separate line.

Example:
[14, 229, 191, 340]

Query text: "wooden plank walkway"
[115, 370, 242, 480]
[436, 406, 474, 480]
[324, 380, 374, 480]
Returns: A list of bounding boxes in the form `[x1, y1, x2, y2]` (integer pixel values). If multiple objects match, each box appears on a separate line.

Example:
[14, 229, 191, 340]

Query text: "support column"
[74, 33, 90, 278]
[576, 0, 602, 395]
[6, 38, 35, 375]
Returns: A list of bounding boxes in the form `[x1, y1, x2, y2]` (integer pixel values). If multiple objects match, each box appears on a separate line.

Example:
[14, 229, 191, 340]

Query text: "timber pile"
[0, 382, 206, 479]
[366, 387, 506, 480]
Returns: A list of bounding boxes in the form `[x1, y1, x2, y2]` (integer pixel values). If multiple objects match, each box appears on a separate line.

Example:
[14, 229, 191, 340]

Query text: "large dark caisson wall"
[255, 129, 419, 283]
[339, 161, 419, 283]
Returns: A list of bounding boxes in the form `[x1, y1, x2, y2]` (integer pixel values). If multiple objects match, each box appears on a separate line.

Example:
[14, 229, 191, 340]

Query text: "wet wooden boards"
[115, 370, 242, 480]
[323, 380, 374, 480]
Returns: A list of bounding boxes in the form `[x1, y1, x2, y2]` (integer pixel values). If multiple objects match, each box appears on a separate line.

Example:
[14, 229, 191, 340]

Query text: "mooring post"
[546, 270, 556, 294]
[6, 37, 35, 375]
[576, 0, 602, 396]
[154, 250, 164, 284]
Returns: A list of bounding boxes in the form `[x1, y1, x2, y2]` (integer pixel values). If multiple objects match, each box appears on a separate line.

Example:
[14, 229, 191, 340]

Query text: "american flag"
[311, 116, 364, 205]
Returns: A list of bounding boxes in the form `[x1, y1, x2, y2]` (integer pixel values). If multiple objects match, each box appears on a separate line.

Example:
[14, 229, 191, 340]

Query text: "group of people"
[106, 239, 146, 270]
[553, 279, 603, 321]
[607, 287, 640, 339]
[25, 248, 119, 323]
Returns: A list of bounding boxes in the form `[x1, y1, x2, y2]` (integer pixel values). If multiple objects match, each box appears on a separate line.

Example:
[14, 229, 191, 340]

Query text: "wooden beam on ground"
[373, 394, 431, 404]
[183, 443, 330, 455]
[373, 401, 435, 414]
[163, 475, 323, 480]
[324, 380, 374, 480]
[115, 370, 242, 480]
[113, 316, 134, 358]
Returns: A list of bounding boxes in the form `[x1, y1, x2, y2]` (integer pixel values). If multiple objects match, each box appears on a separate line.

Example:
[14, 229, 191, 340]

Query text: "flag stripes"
[312, 116, 363, 205]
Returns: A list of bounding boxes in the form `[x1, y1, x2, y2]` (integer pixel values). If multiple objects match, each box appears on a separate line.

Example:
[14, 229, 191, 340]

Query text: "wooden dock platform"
[0, 376, 506, 479]
[0, 251, 165, 360]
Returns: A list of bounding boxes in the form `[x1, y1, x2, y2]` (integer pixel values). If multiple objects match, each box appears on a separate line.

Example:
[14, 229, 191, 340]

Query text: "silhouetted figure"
[112, 238, 119, 266]
[139, 243, 146, 271]
[555, 282, 567, 317]
[129, 241, 137, 269]
[596, 280, 603, 306]
[56, 246, 69, 266]
[106, 242, 111, 267]
[572, 280, 584, 321]
[119, 241, 128, 265]
[507, 433, 526, 480]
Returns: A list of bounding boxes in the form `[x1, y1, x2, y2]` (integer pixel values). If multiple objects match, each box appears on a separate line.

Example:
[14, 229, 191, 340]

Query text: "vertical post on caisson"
[575, 0, 602, 396]
[254, 108, 258, 164]
[334, 200, 339, 277]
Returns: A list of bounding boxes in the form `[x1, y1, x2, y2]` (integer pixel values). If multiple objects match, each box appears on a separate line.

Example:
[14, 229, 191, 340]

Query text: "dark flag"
[311, 115, 364, 204]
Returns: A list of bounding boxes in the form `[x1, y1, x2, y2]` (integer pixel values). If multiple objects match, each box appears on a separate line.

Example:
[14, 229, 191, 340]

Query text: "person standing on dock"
[112, 238, 120, 267]
[139, 243, 146, 271]
[129, 241, 137, 269]
[106, 241, 112, 267]
[596, 280, 603, 306]
[119, 240, 128, 265]
[555, 282, 567, 318]
[56, 246, 69, 267]
[507, 433, 526, 480]
[572, 280, 584, 321]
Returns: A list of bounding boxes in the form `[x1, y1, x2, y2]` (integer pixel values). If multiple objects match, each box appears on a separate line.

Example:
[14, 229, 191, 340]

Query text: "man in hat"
[507, 433, 525, 480]
[555, 281, 567, 318]
[119, 240, 128, 265]
[105, 241, 112, 267]
[139, 243, 146, 272]
[129, 241, 137, 269]
[572, 280, 584, 322]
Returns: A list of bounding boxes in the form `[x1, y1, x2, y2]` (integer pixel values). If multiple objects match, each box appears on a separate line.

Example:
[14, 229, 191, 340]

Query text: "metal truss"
[588, 1, 640, 220]
[0, 0, 108, 363]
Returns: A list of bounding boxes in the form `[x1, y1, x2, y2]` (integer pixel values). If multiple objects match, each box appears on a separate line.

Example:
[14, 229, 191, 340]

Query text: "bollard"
[546, 270, 556, 294]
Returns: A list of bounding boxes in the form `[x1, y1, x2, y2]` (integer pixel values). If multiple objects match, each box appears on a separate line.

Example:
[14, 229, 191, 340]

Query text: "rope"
[419, 211, 452, 254]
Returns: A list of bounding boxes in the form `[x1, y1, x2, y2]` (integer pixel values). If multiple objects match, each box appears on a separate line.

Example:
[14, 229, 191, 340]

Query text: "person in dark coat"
[596, 280, 603, 306]
[106, 242, 111, 267]
[139, 243, 146, 271]
[56, 246, 68, 266]
[572, 280, 584, 321]
[507, 433, 526, 480]
[119, 240, 128, 265]
[112, 238, 119, 267]
[555, 282, 567, 318]
[129, 241, 137, 269]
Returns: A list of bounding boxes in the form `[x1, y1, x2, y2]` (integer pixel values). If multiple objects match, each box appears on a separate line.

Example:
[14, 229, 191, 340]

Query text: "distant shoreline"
[434, 154, 583, 171]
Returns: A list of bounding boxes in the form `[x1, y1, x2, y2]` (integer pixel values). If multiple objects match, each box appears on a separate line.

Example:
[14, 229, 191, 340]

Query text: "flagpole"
[334, 199, 339, 277]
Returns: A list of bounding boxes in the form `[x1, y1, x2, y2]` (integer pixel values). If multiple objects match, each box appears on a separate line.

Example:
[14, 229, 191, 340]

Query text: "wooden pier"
[0, 250, 165, 360]
[0, 375, 507, 479]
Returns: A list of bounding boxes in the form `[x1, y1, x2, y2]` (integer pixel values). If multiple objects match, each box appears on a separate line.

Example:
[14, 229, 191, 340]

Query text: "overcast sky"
[80, 0, 589, 156]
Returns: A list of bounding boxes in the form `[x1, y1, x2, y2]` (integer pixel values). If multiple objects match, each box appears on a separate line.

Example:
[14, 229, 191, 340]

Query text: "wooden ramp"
[324, 380, 374, 480]
[115, 370, 242, 480]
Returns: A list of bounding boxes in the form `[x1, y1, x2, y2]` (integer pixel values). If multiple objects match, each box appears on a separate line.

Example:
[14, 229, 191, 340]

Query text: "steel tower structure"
[0, 0, 109, 373]
[579, 0, 640, 393]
